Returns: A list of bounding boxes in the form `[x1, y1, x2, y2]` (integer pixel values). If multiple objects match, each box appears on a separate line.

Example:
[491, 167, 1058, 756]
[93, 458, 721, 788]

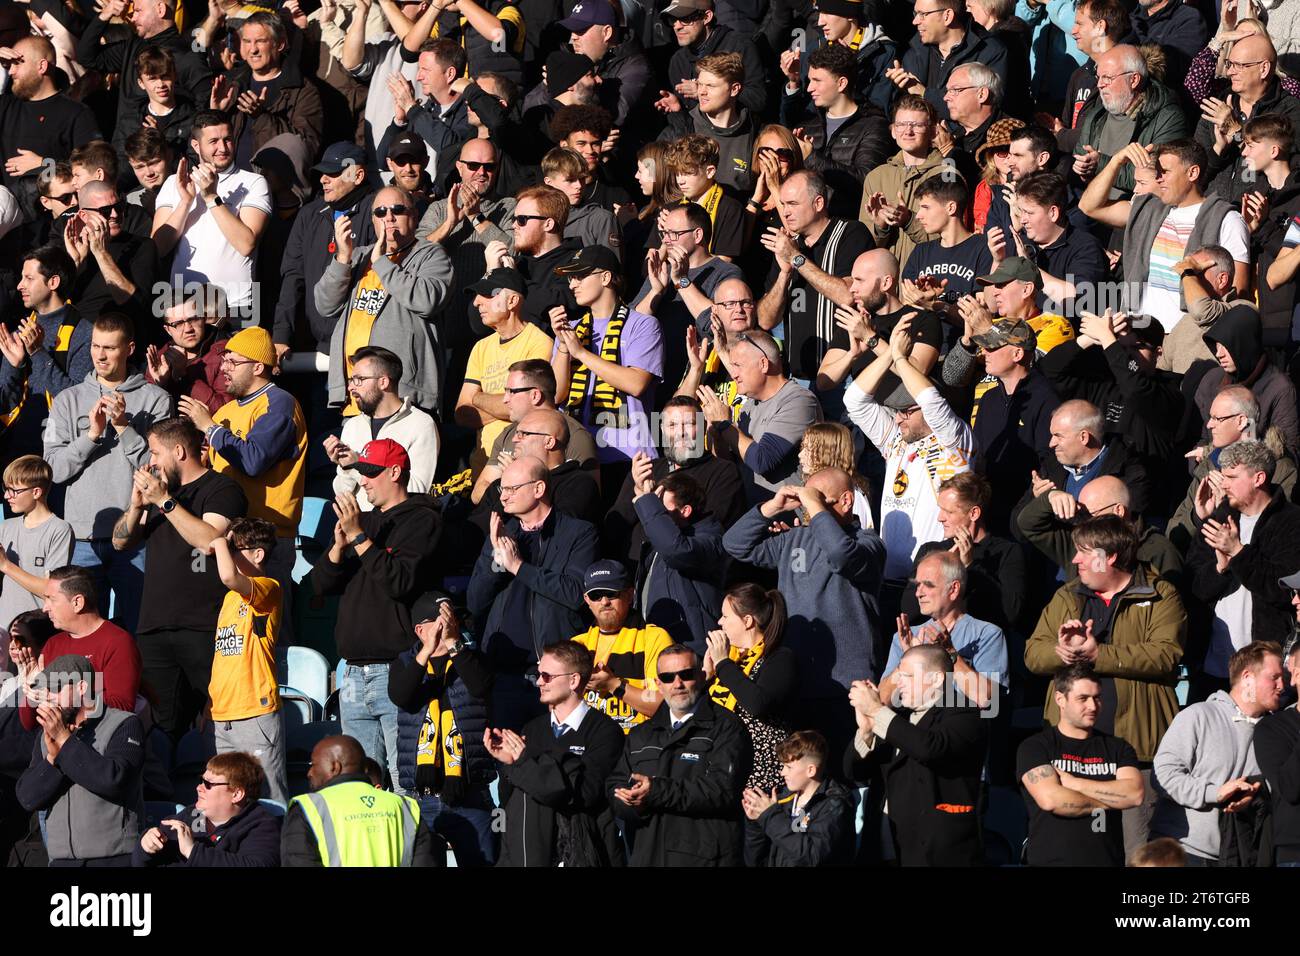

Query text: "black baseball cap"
[583, 559, 631, 594]
[411, 590, 453, 626]
[554, 245, 621, 278]
[388, 131, 427, 163]
[312, 141, 366, 176]
[467, 267, 527, 298]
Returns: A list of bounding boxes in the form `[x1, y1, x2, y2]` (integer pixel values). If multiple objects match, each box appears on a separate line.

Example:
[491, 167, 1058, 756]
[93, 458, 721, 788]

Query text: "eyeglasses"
[1096, 70, 1134, 86]
[1207, 412, 1244, 424]
[199, 778, 230, 789]
[81, 202, 121, 218]
[499, 480, 538, 496]
[1224, 59, 1266, 73]
[660, 227, 697, 240]
[372, 204, 411, 218]
[163, 315, 205, 330]
[657, 667, 697, 684]
[913, 6, 946, 19]
[944, 85, 977, 96]
[512, 428, 551, 439]
[513, 214, 548, 226]
[716, 298, 755, 310]
[459, 160, 497, 172]
[3, 486, 34, 496]
[894, 405, 923, 417]
[220, 356, 257, 367]
[893, 121, 929, 132]
[734, 331, 779, 365]
[536, 670, 575, 684]
[347, 374, 382, 386]
[504, 385, 538, 394]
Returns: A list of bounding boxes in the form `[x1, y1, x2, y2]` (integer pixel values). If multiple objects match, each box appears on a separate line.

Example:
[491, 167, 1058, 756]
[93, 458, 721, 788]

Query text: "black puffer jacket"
[778, 98, 891, 219]
[744, 777, 856, 866]
[607, 699, 752, 866]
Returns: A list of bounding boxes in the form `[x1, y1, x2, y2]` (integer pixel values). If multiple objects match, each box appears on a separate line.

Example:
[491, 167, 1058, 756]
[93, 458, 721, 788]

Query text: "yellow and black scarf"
[415, 660, 464, 782]
[686, 185, 724, 253]
[566, 304, 627, 413]
[709, 641, 765, 711]
[2, 313, 77, 428]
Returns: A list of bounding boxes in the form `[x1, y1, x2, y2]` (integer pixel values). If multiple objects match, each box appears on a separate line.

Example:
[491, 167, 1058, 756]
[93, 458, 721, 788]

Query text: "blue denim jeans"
[340, 663, 402, 793]
[417, 788, 499, 867]
[72, 539, 145, 636]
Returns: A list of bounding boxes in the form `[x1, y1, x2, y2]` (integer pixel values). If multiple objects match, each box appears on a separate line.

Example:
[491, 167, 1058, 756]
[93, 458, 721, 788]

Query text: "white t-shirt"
[845, 383, 975, 580]
[155, 165, 272, 315]
[1206, 510, 1261, 678]
[1140, 202, 1250, 332]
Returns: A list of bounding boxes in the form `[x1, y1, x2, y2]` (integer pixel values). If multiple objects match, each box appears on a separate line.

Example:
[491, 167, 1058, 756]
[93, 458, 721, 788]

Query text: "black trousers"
[139, 626, 214, 740]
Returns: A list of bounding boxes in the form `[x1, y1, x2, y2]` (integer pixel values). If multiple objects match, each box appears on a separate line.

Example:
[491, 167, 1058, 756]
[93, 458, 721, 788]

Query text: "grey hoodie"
[1151, 689, 1262, 861]
[44, 370, 174, 539]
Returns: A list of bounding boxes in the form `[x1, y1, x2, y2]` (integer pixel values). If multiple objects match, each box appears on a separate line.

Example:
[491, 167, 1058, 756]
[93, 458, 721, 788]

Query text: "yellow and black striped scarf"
[709, 641, 765, 712]
[566, 305, 627, 413]
[415, 660, 464, 781]
[686, 185, 724, 253]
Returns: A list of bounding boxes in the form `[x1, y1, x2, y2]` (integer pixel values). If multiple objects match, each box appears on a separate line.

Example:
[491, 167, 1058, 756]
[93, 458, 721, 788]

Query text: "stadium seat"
[278, 646, 330, 715]
[324, 658, 348, 720]
[280, 687, 319, 726]
[293, 496, 332, 583]
[259, 798, 287, 817]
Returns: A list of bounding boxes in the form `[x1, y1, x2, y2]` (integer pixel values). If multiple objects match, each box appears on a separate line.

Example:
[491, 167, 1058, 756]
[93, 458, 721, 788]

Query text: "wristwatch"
[160, 498, 177, 515]
[791, 253, 807, 269]
[350, 532, 368, 547]
[210, 195, 224, 207]
[470, 213, 486, 227]
[676, 276, 691, 289]
[866, 334, 881, 351]
[612, 679, 627, 700]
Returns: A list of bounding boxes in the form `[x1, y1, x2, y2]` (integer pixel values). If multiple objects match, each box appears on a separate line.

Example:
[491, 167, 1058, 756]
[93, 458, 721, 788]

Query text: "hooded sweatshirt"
[1195, 306, 1300, 459]
[664, 106, 758, 194]
[1151, 689, 1261, 862]
[43, 370, 174, 539]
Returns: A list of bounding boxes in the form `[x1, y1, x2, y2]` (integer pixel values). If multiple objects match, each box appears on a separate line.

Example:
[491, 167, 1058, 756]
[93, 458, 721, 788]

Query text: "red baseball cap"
[348, 439, 410, 476]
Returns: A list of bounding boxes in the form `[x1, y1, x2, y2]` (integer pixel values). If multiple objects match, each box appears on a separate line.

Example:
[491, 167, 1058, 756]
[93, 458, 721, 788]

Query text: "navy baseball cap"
[560, 0, 618, 31]
[583, 559, 631, 594]
[313, 141, 366, 176]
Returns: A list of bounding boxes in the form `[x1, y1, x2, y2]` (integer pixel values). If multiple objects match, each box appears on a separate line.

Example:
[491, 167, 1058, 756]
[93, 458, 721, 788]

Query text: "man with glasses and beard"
[326, 346, 439, 510]
[64, 180, 159, 324]
[112, 418, 247, 741]
[607, 643, 751, 866]
[605, 395, 745, 564]
[317, 185, 453, 418]
[152, 111, 273, 319]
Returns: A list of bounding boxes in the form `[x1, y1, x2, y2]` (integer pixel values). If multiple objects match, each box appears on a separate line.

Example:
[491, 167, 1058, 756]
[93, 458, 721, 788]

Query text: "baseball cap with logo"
[388, 131, 427, 163]
[559, 0, 618, 31]
[554, 244, 621, 278]
[583, 559, 631, 595]
[346, 438, 411, 477]
[312, 141, 367, 176]
[975, 256, 1043, 290]
[663, 0, 710, 18]
[971, 319, 1037, 351]
[467, 267, 528, 298]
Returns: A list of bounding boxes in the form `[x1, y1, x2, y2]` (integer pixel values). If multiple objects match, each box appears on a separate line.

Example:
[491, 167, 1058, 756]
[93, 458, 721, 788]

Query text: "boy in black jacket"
[743, 730, 855, 867]
[486, 641, 625, 866]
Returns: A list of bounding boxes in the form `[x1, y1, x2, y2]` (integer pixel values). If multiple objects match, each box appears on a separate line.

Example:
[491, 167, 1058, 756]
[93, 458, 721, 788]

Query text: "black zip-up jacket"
[281, 772, 440, 867]
[777, 99, 891, 219]
[131, 801, 282, 867]
[271, 185, 378, 350]
[1131, 0, 1207, 80]
[605, 453, 746, 562]
[900, 19, 1009, 123]
[496, 705, 626, 867]
[667, 24, 767, 116]
[844, 695, 988, 866]
[1198, 79, 1300, 182]
[306, 495, 442, 663]
[745, 777, 856, 866]
[468, 507, 599, 675]
[74, 20, 212, 152]
[1254, 705, 1300, 865]
[606, 698, 752, 866]
[1185, 489, 1300, 649]
[632, 495, 728, 654]
[598, 37, 653, 127]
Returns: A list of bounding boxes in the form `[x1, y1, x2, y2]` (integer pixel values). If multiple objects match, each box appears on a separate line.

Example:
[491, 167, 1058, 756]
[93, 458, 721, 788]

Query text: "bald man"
[1, 36, 101, 201]
[1196, 34, 1300, 169]
[1017, 473, 1183, 585]
[471, 408, 602, 531]
[68, 179, 159, 321]
[468, 453, 600, 731]
[281, 735, 438, 866]
[675, 277, 757, 409]
[724, 467, 886, 757]
[819, 248, 943, 394]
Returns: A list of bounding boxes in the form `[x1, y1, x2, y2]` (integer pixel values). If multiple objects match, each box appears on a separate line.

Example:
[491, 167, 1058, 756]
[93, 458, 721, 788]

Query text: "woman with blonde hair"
[703, 583, 797, 791]
[746, 124, 804, 221]
[798, 423, 874, 530]
[624, 141, 682, 274]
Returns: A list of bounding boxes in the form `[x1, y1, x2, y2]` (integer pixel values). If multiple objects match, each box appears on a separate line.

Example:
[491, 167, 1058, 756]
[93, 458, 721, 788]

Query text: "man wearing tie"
[486, 642, 625, 866]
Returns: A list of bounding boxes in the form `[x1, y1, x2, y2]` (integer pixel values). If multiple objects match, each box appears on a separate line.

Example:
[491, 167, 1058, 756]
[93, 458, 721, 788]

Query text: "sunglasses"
[199, 778, 230, 789]
[587, 589, 622, 601]
[513, 214, 549, 226]
[758, 146, 795, 162]
[48, 192, 76, 204]
[537, 670, 575, 684]
[460, 160, 497, 172]
[658, 667, 697, 684]
[669, 10, 706, 22]
[81, 202, 121, 217]
[372, 204, 411, 218]
[504, 385, 538, 394]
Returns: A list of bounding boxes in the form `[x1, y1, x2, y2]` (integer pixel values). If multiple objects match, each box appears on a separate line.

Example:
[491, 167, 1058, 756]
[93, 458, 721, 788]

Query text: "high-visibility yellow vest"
[291, 781, 421, 867]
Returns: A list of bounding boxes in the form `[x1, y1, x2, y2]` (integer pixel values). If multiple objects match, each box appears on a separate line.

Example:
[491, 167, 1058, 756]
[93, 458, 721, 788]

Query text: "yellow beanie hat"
[225, 327, 276, 367]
